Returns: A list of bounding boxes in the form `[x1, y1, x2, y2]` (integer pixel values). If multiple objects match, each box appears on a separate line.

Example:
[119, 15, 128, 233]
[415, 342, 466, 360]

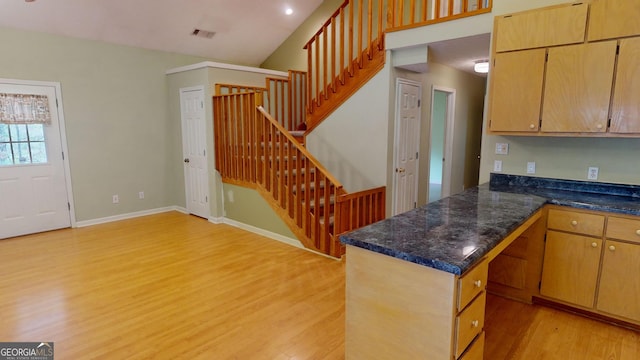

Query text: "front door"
[180, 87, 210, 219]
[393, 79, 421, 215]
[0, 82, 71, 239]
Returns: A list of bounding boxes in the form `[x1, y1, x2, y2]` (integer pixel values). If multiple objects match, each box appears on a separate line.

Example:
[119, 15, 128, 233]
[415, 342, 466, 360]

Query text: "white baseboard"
[221, 218, 304, 249]
[74, 207, 339, 260]
[75, 206, 186, 227]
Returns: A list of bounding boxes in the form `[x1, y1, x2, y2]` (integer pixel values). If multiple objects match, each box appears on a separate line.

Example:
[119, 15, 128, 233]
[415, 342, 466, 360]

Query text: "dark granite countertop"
[340, 174, 640, 276]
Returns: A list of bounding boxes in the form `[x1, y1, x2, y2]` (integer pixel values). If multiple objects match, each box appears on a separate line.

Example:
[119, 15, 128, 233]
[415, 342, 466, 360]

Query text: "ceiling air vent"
[191, 29, 216, 39]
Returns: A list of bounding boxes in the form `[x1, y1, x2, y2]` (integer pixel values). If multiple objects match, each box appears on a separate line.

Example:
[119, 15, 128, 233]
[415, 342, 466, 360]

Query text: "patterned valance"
[0, 93, 51, 125]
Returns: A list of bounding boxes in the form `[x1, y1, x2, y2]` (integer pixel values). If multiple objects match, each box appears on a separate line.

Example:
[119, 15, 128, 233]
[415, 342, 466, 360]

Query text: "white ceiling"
[0, 0, 489, 74]
[0, 0, 324, 67]
[428, 33, 491, 77]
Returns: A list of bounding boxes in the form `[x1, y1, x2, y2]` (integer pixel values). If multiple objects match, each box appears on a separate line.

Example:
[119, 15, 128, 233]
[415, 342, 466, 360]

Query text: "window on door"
[0, 124, 48, 166]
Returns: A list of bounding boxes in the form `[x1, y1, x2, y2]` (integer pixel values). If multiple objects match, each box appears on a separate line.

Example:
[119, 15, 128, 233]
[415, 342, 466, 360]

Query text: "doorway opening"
[428, 86, 455, 203]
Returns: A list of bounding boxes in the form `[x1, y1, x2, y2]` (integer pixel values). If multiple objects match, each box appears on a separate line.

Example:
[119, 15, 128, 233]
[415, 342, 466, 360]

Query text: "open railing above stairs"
[304, 0, 492, 130]
[213, 92, 385, 257]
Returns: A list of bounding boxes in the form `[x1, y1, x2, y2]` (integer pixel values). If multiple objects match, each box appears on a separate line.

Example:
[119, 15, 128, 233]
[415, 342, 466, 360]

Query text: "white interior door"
[180, 87, 210, 219]
[393, 79, 422, 215]
[0, 82, 72, 239]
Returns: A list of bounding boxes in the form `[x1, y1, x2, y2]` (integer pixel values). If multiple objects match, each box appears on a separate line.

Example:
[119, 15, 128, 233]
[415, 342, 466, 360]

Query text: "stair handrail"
[256, 105, 345, 192]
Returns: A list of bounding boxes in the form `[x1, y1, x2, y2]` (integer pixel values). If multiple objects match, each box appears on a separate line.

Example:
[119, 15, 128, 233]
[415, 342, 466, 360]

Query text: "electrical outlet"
[494, 160, 503, 172]
[527, 162, 536, 174]
[587, 167, 599, 180]
[138, 191, 144, 199]
[495, 143, 509, 155]
[112, 195, 119, 204]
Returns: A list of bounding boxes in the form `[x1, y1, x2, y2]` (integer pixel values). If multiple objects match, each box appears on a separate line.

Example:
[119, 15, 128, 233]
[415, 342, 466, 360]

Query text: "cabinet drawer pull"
[571, 220, 578, 226]
[474, 280, 482, 288]
[609, 245, 616, 251]
[471, 320, 479, 328]
[591, 242, 598, 248]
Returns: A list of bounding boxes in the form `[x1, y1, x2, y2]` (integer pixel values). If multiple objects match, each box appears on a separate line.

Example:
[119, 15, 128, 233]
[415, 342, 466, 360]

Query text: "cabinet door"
[596, 241, 640, 322]
[494, 3, 588, 52]
[588, 0, 640, 41]
[489, 49, 545, 132]
[610, 38, 640, 134]
[540, 231, 602, 308]
[541, 41, 617, 133]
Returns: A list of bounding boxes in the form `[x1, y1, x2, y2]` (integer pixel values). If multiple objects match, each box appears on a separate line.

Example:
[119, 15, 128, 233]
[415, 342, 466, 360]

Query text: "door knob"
[396, 168, 406, 173]
[184, 158, 190, 163]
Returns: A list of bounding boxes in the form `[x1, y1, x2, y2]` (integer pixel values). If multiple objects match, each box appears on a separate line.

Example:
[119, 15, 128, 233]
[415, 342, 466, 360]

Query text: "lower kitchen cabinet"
[540, 231, 602, 308]
[540, 207, 640, 324]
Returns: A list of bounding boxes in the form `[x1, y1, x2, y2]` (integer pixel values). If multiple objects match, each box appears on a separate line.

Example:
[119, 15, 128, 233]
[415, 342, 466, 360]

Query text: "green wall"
[0, 26, 214, 221]
[261, 0, 344, 71]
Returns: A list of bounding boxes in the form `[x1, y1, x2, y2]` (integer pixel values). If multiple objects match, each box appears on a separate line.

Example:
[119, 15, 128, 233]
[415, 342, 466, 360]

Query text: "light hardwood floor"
[0, 212, 638, 359]
[0, 212, 345, 359]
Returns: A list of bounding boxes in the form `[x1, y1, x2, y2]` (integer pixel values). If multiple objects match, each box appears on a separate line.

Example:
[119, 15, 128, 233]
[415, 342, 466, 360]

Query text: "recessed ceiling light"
[285, 8, 293, 15]
[25, 0, 36, 2]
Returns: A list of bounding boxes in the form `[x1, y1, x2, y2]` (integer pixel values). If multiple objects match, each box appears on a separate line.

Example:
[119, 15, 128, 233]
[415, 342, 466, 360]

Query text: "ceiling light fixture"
[285, 8, 293, 15]
[474, 60, 489, 74]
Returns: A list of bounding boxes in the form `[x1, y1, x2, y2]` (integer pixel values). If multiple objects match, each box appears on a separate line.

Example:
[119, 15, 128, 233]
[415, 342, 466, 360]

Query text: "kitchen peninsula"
[340, 174, 640, 360]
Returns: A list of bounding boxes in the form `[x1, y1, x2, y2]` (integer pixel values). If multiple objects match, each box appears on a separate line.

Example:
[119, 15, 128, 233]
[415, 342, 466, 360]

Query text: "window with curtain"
[0, 93, 51, 166]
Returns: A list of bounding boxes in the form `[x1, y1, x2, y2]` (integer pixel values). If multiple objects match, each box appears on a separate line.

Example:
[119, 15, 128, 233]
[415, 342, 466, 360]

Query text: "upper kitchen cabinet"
[541, 41, 617, 133]
[610, 38, 640, 134]
[588, 0, 640, 41]
[494, 3, 588, 53]
[488, 49, 546, 133]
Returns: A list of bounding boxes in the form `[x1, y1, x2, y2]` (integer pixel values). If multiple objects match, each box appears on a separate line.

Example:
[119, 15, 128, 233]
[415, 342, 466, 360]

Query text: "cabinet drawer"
[458, 259, 488, 311]
[459, 331, 485, 360]
[606, 216, 640, 244]
[455, 292, 486, 358]
[547, 208, 605, 237]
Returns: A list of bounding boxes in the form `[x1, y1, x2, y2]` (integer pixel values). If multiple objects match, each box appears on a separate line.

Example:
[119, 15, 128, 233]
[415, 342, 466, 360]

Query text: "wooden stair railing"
[303, 0, 492, 130]
[216, 70, 308, 141]
[213, 91, 386, 257]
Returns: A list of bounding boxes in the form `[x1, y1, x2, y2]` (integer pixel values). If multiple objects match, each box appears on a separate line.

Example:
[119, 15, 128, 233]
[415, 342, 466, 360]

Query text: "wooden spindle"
[410, 0, 416, 25]
[398, 0, 404, 27]
[314, 34, 320, 106]
[340, 7, 346, 84]
[306, 46, 313, 114]
[331, 18, 336, 93]
[367, 0, 373, 59]
[377, 0, 383, 49]
[357, 0, 363, 68]
[348, 0, 354, 76]
[323, 25, 328, 99]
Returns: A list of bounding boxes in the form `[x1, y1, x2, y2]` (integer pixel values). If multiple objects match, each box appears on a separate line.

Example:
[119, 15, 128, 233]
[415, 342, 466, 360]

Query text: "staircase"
[211, 0, 492, 257]
[213, 91, 385, 257]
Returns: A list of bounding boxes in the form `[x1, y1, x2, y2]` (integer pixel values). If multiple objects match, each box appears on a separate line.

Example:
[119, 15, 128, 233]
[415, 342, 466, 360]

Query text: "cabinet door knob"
[635, 229, 640, 236]
[474, 280, 482, 288]
[591, 242, 598, 248]
[596, 124, 603, 130]
[609, 245, 616, 251]
[471, 320, 479, 328]
[529, 124, 535, 129]
[571, 220, 578, 226]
